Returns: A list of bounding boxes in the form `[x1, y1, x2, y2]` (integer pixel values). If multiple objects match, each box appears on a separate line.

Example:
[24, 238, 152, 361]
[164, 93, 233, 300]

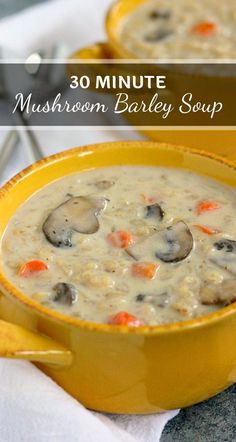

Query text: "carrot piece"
[191, 21, 216, 36]
[196, 200, 220, 215]
[194, 224, 221, 235]
[107, 230, 135, 248]
[132, 262, 160, 279]
[109, 311, 144, 327]
[18, 260, 49, 277]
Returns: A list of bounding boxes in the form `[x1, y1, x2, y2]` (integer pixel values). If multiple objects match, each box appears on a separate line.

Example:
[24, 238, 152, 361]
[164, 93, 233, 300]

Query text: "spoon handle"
[15, 110, 44, 164]
[0, 130, 18, 177]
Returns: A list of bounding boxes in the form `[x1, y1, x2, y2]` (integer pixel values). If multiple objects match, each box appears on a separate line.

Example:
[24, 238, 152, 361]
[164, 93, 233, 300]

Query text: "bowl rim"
[1, 140, 236, 335]
[105, 0, 138, 60]
[105, 0, 236, 68]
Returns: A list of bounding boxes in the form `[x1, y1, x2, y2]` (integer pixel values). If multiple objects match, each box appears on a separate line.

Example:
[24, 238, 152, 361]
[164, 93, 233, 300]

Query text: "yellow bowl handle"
[70, 42, 114, 61]
[0, 319, 72, 366]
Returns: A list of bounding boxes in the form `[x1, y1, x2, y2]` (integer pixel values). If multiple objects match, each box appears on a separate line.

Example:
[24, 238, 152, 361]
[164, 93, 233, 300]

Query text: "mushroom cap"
[145, 203, 164, 222]
[200, 279, 236, 306]
[210, 239, 236, 275]
[145, 29, 174, 42]
[128, 220, 193, 263]
[43, 196, 107, 248]
[94, 180, 115, 190]
[53, 282, 78, 305]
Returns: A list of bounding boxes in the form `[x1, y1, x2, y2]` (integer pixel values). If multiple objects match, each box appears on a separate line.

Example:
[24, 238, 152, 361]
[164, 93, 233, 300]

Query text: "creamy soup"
[119, 0, 236, 59]
[2, 166, 236, 326]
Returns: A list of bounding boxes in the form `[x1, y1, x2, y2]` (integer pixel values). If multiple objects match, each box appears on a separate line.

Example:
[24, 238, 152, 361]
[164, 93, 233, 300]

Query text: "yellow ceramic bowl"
[72, 0, 236, 159]
[1, 141, 236, 414]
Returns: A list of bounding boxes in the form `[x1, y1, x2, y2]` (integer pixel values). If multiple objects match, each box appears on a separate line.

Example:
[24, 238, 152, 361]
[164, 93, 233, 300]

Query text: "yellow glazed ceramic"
[1, 141, 236, 413]
[72, 0, 236, 159]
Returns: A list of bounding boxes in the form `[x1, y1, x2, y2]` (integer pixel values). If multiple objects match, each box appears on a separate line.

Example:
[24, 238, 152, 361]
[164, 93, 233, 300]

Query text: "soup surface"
[119, 0, 236, 59]
[2, 166, 236, 326]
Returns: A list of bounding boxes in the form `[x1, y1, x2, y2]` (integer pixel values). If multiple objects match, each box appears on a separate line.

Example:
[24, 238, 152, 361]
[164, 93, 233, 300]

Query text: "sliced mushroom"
[209, 239, 236, 275]
[156, 221, 193, 262]
[136, 291, 169, 307]
[136, 293, 146, 302]
[145, 29, 174, 42]
[214, 239, 236, 253]
[128, 221, 193, 263]
[43, 196, 107, 247]
[156, 291, 170, 308]
[53, 282, 77, 305]
[145, 203, 164, 222]
[94, 180, 115, 190]
[149, 9, 171, 20]
[200, 279, 236, 306]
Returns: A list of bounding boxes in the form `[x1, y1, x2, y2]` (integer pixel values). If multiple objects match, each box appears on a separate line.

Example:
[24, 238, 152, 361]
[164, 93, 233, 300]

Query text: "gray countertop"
[0, 1, 234, 441]
[162, 385, 236, 441]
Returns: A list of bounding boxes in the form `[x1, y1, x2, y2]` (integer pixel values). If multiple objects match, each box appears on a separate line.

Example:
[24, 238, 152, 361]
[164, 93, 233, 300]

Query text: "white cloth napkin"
[0, 1, 180, 440]
[0, 360, 178, 442]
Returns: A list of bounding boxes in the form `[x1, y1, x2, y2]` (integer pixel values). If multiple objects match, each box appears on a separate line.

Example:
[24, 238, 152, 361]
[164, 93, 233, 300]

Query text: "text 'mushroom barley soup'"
[2, 166, 236, 327]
